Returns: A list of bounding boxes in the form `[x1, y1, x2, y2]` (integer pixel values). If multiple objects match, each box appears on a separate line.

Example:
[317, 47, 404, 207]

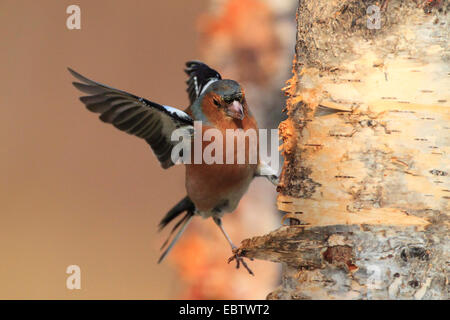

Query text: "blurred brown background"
[0, 0, 295, 299]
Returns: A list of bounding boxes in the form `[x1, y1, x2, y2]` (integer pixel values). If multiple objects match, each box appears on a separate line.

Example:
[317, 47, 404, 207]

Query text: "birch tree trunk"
[237, 0, 449, 299]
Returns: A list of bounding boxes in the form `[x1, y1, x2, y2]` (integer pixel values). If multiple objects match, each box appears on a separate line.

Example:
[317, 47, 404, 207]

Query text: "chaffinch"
[69, 61, 278, 275]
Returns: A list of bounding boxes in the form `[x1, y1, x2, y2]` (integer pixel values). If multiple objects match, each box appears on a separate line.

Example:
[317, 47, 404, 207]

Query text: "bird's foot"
[227, 248, 254, 276]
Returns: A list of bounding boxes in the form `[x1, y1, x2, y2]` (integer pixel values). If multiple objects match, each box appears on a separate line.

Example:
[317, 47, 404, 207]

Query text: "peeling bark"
[239, 0, 449, 299]
[239, 224, 447, 299]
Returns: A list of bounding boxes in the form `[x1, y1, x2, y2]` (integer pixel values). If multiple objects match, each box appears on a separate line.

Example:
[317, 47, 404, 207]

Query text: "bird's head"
[204, 80, 246, 121]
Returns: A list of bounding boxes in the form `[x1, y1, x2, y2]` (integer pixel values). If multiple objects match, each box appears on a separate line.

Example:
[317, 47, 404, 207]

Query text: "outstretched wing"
[184, 61, 222, 105]
[69, 68, 193, 169]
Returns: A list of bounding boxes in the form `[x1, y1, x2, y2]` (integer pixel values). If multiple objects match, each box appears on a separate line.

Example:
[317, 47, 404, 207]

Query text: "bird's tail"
[158, 196, 195, 263]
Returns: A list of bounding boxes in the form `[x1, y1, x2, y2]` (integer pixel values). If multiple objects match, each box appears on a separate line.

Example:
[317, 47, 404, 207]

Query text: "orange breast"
[185, 118, 258, 213]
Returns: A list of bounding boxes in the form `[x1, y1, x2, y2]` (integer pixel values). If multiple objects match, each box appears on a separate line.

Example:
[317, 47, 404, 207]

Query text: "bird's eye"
[213, 98, 221, 107]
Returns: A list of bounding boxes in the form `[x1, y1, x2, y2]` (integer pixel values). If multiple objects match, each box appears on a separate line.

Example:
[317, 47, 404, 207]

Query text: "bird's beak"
[226, 100, 244, 120]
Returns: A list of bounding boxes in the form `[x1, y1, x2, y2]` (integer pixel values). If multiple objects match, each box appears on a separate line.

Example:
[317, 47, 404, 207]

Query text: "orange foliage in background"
[198, 0, 281, 85]
[171, 210, 279, 299]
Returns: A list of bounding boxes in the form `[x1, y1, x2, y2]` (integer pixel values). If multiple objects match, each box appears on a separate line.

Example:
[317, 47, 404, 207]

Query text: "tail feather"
[158, 196, 195, 263]
[158, 212, 194, 263]
[159, 196, 195, 230]
[160, 211, 191, 250]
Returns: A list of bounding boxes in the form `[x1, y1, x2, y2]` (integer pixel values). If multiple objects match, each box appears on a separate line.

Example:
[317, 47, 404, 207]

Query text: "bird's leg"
[213, 217, 254, 276]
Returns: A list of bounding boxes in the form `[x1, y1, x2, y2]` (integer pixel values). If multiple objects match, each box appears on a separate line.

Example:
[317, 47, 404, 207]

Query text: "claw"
[227, 249, 254, 276]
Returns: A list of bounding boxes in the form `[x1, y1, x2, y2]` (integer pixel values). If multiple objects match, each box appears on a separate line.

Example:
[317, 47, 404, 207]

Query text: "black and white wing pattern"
[68, 68, 193, 169]
[184, 61, 222, 105]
